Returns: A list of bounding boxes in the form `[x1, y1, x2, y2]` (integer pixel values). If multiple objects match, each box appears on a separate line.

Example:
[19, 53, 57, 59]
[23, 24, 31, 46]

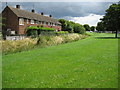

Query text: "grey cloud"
[2, 2, 115, 18]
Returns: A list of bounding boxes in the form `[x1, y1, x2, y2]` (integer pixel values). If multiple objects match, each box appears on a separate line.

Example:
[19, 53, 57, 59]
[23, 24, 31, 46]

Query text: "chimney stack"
[49, 15, 52, 17]
[32, 9, 35, 13]
[41, 12, 44, 15]
[16, 5, 20, 9]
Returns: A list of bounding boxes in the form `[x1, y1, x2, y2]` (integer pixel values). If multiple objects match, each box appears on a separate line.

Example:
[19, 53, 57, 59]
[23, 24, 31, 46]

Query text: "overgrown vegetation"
[1, 33, 88, 55]
[54, 31, 68, 35]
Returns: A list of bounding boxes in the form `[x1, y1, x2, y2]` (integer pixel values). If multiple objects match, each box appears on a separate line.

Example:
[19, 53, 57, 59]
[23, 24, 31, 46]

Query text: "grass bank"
[1, 33, 88, 55]
[2, 33, 118, 88]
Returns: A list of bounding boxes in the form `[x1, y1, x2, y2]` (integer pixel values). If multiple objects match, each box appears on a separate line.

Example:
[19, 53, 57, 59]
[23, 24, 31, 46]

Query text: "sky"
[1, 1, 119, 26]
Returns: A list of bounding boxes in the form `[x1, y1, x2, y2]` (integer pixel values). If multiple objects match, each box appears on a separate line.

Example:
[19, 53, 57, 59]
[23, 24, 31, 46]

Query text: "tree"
[74, 23, 86, 34]
[59, 19, 86, 34]
[66, 23, 73, 33]
[83, 24, 91, 31]
[90, 26, 95, 32]
[99, 3, 120, 38]
[96, 22, 106, 32]
[58, 19, 67, 31]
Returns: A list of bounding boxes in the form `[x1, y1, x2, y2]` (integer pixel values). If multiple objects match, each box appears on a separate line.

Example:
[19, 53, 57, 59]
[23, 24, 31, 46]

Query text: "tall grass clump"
[37, 33, 88, 46]
[2, 33, 88, 54]
[2, 38, 37, 54]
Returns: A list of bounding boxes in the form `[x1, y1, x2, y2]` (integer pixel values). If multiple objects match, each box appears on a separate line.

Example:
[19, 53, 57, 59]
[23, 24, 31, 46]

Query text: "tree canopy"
[96, 3, 120, 38]
[83, 24, 91, 31]
[90, 26, 96, 32]
[59, 19, 86, 34]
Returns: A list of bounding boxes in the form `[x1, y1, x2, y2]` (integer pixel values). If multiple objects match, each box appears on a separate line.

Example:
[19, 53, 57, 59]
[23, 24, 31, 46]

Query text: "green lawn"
[2, 33, 118, 88]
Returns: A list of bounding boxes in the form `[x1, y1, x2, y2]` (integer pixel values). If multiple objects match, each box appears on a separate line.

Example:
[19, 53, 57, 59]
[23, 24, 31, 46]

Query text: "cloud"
[2, 2, 114, 18]
[62, 14, 104, 26]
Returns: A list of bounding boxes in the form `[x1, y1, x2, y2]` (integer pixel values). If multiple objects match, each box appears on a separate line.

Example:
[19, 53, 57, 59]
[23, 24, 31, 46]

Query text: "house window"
[50, 22, 52, 26]
[19, 18, 24, 25]
[42, 21, 44, 25]
[36, 21, 39, 24]
[31, 19, 34, 24]
[48, 22, 50, 26]
[44, 21, 46, 25]
[51, 23, 53, 26]
[39, 21, 42, 25]
[26, 19, 29, 24]
[53, 23, 55, 26]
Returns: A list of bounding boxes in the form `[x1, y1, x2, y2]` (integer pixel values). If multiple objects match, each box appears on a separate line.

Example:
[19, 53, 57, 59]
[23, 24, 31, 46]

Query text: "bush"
[38, 27, 55, 31]
[26, 26, 55, 37]
[26, 26, 38, 37]
[27, 26, 38, 30]
[74, 23, 86, 34]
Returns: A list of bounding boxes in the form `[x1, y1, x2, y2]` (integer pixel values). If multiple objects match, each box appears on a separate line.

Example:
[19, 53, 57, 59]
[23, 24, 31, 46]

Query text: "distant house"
[2, 5, 61, 36]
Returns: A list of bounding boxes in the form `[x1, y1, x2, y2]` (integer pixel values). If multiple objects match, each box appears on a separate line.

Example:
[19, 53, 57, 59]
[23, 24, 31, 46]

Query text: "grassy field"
[2, 33, 118, 88]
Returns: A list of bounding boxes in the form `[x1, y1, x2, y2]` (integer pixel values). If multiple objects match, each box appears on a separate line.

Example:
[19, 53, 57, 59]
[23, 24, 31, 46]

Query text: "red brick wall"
[19, 20, 61, 35]
[2, 7, 19, 34]
[19, 19, 38, 34]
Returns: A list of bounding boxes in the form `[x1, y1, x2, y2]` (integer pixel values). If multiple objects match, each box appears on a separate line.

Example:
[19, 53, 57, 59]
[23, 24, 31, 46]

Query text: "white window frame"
[44, 21, 46, 25]
[31, 19, 34, 24]
[36, 21, 39, 24]
[50, 22, 52, 26]
[26, 19, 29, 24]
[53, 23, 55, 26]
[19, 18, 24, 25]
[48, 22, 50, 26]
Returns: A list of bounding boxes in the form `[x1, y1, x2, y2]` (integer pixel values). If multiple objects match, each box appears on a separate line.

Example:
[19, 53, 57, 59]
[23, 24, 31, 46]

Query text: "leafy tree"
[83, 24, 91, 31]
[74, 23, 86, 34]
[58, 19, 67, 31]
[59, 19, 86, 34]
[99, 3, 120, 38]
[90, 26, 96, 32]
[96, 22, 106, 32]
[66, 23, 73, 33]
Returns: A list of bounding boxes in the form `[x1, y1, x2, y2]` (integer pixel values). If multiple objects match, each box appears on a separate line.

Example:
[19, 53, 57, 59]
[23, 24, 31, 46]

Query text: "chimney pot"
[41, 12, 44, 15]
[49, 15, 52, 17]
[32, 9, 35, 13]
[16, 5, 20, 9]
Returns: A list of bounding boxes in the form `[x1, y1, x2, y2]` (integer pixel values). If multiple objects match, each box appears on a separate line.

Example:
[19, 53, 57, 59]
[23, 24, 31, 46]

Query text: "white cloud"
[62, 14, 104, 26]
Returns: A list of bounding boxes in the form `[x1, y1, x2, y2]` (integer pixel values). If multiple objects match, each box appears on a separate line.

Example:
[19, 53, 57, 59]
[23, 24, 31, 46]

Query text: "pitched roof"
[7, 6, 61, 24]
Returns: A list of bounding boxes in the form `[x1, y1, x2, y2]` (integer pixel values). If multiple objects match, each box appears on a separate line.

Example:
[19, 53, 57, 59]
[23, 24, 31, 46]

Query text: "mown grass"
[2, 33, 118, 88]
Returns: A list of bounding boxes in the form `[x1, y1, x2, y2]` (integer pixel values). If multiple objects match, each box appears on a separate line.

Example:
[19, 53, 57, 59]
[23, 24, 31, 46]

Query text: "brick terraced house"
[2, 5, 61, 35]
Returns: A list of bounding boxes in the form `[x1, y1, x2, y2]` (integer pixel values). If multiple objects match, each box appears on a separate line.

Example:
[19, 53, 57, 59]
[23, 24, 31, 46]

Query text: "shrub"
[27, 26, 38, 30]
[26, 26, 38, 37]
[74, 23, 86, 34]
[38, 27, 55, 31]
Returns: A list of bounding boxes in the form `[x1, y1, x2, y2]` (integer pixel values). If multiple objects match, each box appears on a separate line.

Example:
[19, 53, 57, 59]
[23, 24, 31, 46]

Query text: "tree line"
[58, 19, 95, 34]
